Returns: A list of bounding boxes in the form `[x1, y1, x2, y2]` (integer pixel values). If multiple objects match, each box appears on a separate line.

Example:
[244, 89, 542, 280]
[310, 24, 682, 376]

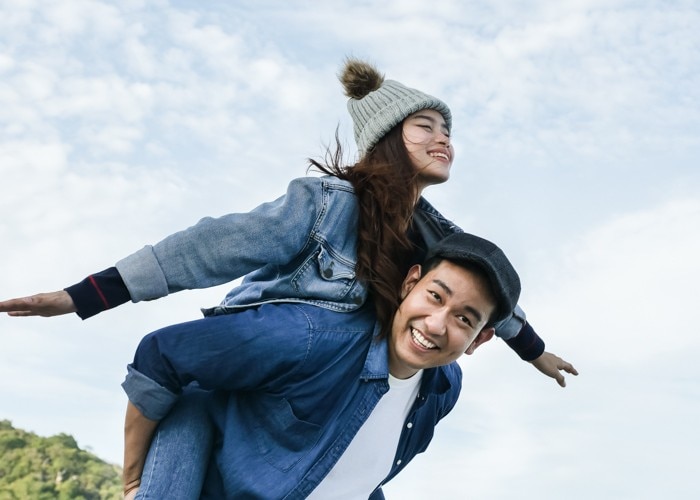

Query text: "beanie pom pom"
[339, 58, 384, 100]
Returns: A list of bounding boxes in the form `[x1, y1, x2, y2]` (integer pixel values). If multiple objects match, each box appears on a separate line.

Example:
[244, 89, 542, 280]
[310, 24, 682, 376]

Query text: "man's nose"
[424, 310, 448, 336]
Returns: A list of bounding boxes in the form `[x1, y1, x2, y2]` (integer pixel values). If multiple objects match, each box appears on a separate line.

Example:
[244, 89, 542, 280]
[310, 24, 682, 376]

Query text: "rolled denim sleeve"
[121, 365, 179, 421]
[493, 303, 527, 340]
[115, 247, 170, 303]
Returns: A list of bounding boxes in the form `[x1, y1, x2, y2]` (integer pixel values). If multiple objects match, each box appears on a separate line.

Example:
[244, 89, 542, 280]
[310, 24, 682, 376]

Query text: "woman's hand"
[0, 291, 77, 317]
[530, 351, 579, 387]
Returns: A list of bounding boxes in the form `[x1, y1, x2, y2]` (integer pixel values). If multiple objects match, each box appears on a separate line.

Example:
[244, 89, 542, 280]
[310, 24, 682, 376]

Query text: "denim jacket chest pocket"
[250, 394, 322, 472]
[291, 244, 365, 306]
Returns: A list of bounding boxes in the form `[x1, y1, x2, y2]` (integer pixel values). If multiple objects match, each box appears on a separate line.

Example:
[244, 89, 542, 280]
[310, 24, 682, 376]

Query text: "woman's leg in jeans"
[135, 385, 215, 500]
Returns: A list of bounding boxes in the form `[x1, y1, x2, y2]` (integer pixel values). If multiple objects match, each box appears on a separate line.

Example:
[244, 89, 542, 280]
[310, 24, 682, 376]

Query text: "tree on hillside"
[0, 420, 122, 499]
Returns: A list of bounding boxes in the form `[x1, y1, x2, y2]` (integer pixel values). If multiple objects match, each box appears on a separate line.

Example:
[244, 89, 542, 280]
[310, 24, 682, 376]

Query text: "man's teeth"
[429, 152, 448, 160]
[411, 328, 437, 349]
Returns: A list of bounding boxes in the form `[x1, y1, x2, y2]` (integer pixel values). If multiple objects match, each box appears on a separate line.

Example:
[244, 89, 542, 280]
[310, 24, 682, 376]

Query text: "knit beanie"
[339, 58, 452, 156]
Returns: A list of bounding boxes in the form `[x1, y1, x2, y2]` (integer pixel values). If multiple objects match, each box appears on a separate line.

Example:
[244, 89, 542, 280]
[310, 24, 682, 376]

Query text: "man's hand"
[0, 291, 77, 317]
[530, 352, 578, 387]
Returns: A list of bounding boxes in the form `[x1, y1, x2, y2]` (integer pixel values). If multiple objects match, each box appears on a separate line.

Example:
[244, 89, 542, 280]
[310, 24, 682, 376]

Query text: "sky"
[1, 0, 698, 498]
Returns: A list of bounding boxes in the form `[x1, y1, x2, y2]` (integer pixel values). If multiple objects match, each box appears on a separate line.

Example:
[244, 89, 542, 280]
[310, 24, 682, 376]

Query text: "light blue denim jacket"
[115, 175, 525, 340]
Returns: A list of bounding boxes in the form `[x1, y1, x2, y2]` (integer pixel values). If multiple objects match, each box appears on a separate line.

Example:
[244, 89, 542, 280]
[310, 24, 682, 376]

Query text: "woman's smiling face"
[402, 109, 454, 192]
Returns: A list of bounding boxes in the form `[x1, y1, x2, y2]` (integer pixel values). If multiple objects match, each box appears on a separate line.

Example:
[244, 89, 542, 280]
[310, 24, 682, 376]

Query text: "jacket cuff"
[64, 267, 131, 319]
[505, 323, 545, 361]
[121, 365, 179, 421]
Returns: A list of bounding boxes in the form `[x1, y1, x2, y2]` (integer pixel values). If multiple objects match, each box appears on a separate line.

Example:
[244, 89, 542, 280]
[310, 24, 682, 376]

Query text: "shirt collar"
[360, 325, 390, 381]
[360, 324, 455, 396]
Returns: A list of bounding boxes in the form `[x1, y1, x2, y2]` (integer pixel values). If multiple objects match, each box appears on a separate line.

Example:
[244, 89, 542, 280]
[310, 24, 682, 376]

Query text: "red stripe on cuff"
[88, 275, 110, 309]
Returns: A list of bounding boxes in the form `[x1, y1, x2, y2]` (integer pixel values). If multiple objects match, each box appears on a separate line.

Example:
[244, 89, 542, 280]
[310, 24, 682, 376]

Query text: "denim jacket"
[115, 176, 526, 341]
[123, 302, 461, 499]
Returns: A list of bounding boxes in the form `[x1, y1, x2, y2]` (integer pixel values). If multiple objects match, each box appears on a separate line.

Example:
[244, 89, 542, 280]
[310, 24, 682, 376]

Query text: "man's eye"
[429, 291, 441, 302]
[458, 315, 472, 327]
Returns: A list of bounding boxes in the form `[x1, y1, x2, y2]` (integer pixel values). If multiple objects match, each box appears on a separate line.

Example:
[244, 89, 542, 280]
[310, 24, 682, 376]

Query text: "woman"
[0, 59, 576, 498]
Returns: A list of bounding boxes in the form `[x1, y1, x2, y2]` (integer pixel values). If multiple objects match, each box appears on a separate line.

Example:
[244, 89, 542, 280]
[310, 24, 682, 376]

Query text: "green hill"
[0, 420, 122, 500]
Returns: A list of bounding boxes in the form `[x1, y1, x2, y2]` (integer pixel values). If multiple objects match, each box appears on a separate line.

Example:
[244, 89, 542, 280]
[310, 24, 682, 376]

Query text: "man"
[122, 232, 560, 498]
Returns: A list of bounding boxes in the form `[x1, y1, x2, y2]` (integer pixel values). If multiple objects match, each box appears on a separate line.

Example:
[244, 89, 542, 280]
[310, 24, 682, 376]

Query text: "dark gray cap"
[425, 232, 521, 324]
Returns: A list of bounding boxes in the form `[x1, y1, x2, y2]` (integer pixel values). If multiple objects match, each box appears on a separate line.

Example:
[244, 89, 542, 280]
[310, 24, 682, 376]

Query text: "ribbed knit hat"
[339, 58, 452, 156]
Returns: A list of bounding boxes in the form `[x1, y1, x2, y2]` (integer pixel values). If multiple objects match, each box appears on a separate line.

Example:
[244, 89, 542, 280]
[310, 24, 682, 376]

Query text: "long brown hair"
[310, 123, 420, 336]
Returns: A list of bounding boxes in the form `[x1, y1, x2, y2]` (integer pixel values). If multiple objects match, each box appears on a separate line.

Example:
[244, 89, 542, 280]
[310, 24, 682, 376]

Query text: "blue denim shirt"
[115, 175, 526, 340]
[122, 303, 461, 499]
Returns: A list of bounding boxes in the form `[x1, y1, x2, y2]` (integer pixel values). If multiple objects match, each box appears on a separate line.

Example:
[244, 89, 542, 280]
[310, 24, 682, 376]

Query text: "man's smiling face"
[388, 260, 496, 380]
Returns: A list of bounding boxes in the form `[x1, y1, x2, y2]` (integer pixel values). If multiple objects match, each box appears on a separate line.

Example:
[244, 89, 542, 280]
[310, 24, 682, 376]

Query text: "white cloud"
[530, 197, 700, 364]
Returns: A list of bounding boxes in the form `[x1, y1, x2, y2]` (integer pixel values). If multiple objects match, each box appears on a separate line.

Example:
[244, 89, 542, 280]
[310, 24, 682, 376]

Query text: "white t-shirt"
[307, 370, 424, 499]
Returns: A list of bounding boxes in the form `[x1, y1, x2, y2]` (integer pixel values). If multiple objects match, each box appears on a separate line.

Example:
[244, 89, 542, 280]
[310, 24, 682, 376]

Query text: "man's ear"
[400, 264, 423, 300]
[465, 327, 495, 355]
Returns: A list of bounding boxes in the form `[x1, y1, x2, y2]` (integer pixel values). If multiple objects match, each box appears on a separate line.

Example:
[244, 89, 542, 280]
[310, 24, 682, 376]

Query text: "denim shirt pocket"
[291, 245, 365, 305]
[252, 395, 322, 472]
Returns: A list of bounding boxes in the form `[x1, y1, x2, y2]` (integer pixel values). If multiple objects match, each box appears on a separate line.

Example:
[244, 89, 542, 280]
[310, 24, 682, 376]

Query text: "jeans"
[135, 386, 215, 500]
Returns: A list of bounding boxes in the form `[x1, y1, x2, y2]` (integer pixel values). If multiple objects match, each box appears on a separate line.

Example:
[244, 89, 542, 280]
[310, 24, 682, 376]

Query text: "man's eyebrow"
[432, 278, 483, 323]
[432, 278, 453, 296]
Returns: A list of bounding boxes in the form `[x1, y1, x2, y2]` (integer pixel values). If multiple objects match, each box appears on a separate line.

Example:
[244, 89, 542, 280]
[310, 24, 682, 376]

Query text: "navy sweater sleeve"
[64, 267, 131, 319]
[505, 323, 545, 361]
